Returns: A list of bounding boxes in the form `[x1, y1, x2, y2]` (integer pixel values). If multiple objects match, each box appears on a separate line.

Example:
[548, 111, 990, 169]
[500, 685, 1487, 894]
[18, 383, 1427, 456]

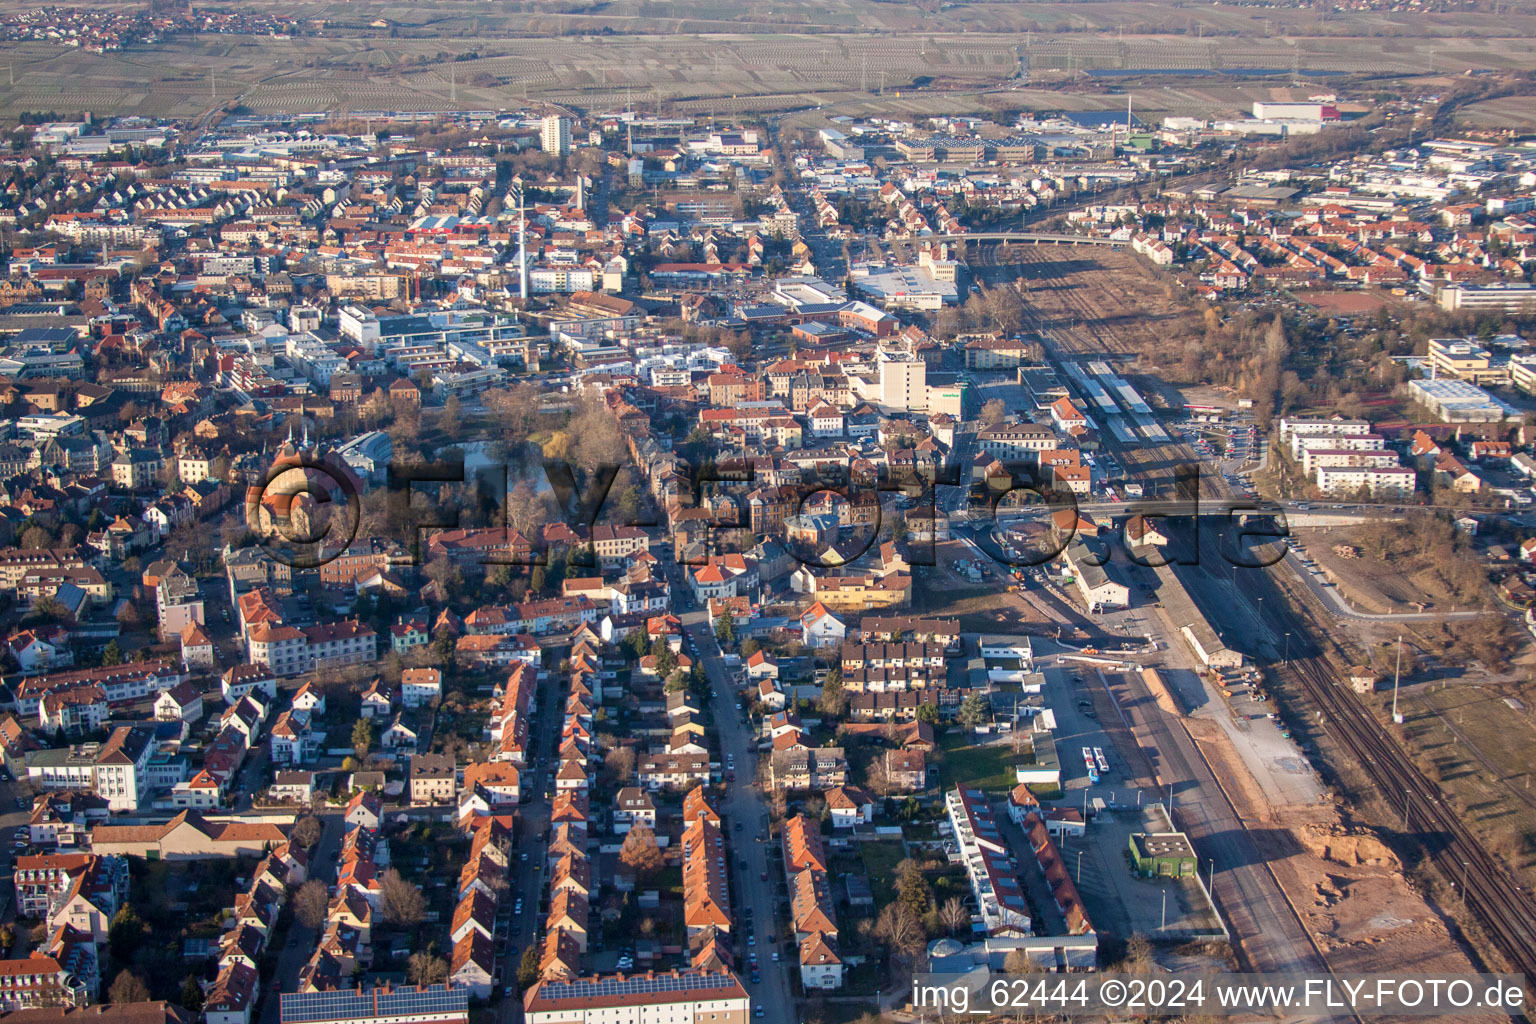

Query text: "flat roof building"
[1129, 831, 1198, 879]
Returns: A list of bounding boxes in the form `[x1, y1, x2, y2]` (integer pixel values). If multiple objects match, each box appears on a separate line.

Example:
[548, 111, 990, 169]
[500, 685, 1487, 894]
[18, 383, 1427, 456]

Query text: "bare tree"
[874, 902, 925, 964]
[938, 896, 970, 935]
[294, 879, 329, 930]
[1120, 933, 1155, 973]
[380, 868, 427, 926]
[603, 746, 637, 785]
[108, 971, 150, 1005]
[407, 948, 450, 986]
[619, 824, 664, 878]
[291, 815, 324, 849]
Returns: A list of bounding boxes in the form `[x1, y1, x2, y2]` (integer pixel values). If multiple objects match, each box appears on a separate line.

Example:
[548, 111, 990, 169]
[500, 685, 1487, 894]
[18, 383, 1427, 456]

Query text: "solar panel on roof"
[280, 984, 469, 1023]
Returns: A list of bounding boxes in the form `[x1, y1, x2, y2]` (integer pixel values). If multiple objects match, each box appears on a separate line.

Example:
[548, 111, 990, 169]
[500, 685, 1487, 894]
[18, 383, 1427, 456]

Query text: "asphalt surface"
[677, 599, 792, 1023]
[259, 810, 345, 1024]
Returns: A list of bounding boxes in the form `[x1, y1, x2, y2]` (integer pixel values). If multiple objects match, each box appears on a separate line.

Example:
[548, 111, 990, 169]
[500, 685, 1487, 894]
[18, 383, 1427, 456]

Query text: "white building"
[541, 116, 572, 156]
[522, 971, 749, 1024]
[945, 786, 1031, 938]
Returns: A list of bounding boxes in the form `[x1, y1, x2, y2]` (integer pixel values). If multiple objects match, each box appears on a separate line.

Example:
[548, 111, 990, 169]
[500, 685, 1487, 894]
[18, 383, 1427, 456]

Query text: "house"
[757, 677, 787, 712]
[799, 932, 844, 990]
[410, 753, 457, 806]
[637, 753, 711, 790]
[402, 667, 442, 707]
[204, 962, 259, 1024]
[221, 664, 276, 706]
[360, 678, 396, 719]
[450, 890, 497, 945]
[824, 785, 874, 827]
[345, 791, 382, 831]
[0, 946, 95, 1010]
[449, 932, 496, 999]
[171, 770, 222, 809]
[612, 787, 657, 833]
[460, 761, 521, 814]
[269, 709, 311, 766]
[380, 714, 418, 751]
[180, 622, 216, 669]
[799, 602, 846, 647]
[5, 628, 73, 675]
[154, 680, 204, 724]
[522, 970, 749, 1024]
[270, 771, 315, 803]
[745, 649, 778, 681]
[883, 748, 927, 791]
[390, 618, 430, 655]
[89, 810, 289, 860]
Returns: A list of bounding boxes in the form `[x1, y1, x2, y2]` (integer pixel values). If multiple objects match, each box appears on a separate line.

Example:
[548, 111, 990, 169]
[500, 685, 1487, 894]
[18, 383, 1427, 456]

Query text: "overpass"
[925, 233, 1127, 247]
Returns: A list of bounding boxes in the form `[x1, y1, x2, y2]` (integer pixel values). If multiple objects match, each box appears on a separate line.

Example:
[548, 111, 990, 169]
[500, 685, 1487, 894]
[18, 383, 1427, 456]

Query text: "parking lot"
[1069, 803, 1226, 944]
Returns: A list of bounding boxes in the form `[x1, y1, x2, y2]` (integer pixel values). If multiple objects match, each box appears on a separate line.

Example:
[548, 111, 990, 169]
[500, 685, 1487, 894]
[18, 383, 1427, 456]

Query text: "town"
[0, 11, 1532, 1024]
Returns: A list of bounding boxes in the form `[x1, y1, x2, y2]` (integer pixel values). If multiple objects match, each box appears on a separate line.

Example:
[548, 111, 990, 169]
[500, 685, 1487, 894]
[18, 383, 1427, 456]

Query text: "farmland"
[2, 0, 1536, 119]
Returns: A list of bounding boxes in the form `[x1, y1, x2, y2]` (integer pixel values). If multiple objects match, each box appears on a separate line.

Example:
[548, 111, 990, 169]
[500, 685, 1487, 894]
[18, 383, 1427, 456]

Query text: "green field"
[859, 837, 905, 909]
[936, 730, 1019, 793]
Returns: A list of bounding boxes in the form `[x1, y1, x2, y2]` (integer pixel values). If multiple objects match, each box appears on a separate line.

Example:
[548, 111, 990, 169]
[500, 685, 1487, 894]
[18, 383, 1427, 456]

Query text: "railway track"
[1286, 653, 1536, 982]
[975, 237, 1536, 988]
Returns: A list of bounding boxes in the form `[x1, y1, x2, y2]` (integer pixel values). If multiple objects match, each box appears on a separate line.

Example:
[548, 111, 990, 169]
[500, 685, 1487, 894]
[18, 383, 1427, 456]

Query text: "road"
[678, 601, 792, 1023]
[1109, 663, 1330, 976]
[1280, 548, 1483, 622]
[260, 810, 344, 1024]
[503, 665, 564, 992]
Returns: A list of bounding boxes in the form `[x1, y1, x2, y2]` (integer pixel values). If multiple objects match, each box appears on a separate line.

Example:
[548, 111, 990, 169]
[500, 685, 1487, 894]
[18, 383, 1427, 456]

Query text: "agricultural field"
[1, 0, 1535, 119]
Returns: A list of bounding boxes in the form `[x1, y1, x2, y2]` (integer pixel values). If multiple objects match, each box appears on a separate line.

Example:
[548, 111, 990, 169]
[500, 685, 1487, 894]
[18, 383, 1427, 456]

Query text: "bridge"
[923, 233, 1126, 247]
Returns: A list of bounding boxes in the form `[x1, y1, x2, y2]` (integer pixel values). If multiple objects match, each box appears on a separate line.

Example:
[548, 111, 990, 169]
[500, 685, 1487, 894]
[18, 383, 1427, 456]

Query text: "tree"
[979, 398, 1008, 427]
[915, 703, 940, 724]
[874, 902, 925, 964]
[291, 815, 324, 849]
[178, 974, 204, 1013]
[938, 896, 969, 935]
[1121, 933, 1156, 973]
[294, 879, 329, 929]
[603, 745, 637, 785]
[116, 601, 141, 630]
[741, 636, 760, 658]
[714, 609, 735, 646]
[407, 947, 450, 986]
[351, 718, 374, 760]
[19, 525, 52, 549]
[108, 905, 144, 965]
[653, 642, 677, 678]
[957, 693, 990, 732]
[895, 859, 932, 916]
[517, 945, 541, 989]
[380, 868, 427, 925]
[1003, 948, 1045, 975]
[441, 395, 462, 439]
[619, 824, 664, 878]
[108, 970, 150, 1004]
[100, 640, 123, 666]
[817, 667, 848, 717]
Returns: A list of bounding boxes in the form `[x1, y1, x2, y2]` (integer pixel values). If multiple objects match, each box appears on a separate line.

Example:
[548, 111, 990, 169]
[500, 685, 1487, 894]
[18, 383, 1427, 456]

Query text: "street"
[258, 809, 344, 1024]
[679, 602, 793, 1023]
